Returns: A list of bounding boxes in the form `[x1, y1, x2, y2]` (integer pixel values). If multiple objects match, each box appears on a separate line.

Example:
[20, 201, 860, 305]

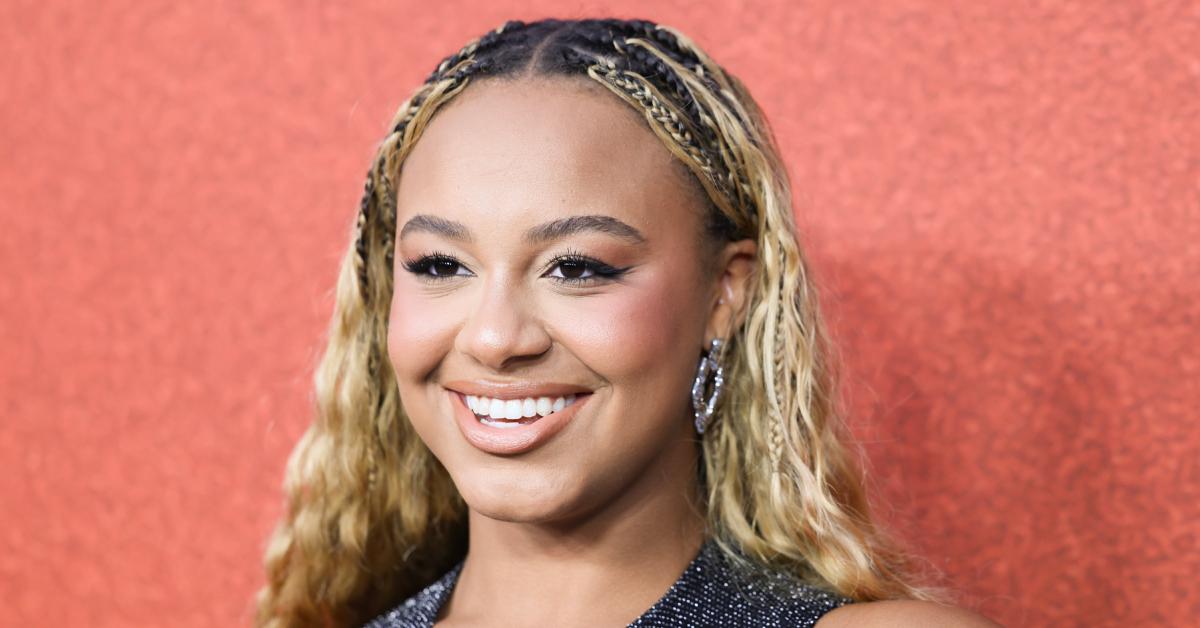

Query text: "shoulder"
[816, 600, 1003, 628]
[363, 563, 464, 628]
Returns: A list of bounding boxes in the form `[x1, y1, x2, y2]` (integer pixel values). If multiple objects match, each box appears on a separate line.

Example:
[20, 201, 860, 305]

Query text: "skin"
[387, 75, 998, 628]
[388, 75, 753, 627]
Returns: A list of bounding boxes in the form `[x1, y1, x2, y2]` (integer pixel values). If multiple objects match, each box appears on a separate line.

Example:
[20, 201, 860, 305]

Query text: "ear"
[704, 238, 758, 343]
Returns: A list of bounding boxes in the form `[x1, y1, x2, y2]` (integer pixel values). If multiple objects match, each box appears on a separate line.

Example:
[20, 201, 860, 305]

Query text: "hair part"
[256, 18, 946, 627]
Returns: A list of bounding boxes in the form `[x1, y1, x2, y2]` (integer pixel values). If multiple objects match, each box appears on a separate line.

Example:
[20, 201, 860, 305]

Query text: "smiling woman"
[255, 18, 998, 628]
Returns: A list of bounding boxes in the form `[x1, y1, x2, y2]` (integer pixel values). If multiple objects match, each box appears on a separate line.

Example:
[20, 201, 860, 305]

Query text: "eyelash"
[400, 248, 629, 285]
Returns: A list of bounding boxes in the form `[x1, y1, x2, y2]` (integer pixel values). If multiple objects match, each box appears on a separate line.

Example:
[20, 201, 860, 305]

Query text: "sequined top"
[364, 539, 853, 627]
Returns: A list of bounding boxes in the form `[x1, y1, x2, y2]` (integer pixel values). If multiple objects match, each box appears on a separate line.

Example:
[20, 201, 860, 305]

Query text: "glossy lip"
[449, 388, 592, 455]
[443, 379, 594, 399]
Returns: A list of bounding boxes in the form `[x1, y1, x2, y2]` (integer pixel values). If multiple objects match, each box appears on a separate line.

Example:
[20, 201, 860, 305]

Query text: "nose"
[454, 272, 552, 371]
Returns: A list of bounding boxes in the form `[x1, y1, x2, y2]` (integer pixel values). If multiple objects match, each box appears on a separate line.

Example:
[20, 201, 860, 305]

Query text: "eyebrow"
[398, 213, 647, 245]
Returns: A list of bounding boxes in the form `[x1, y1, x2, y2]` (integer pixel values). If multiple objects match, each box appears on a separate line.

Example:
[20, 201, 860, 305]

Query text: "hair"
[255, 17, 945, 627]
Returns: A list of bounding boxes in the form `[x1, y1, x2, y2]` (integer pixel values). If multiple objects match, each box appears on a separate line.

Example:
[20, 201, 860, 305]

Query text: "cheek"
[543, 267, 701, 380]
[387, 285, 461, 380]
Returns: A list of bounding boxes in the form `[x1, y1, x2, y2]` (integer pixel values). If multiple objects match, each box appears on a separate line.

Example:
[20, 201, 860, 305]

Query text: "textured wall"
[2, 1, 1196, 626]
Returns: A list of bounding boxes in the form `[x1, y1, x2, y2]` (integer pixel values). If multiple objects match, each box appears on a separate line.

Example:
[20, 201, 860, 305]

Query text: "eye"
[548, 258, 594, 281]
[401, 252, 472, 280]
[544, 251, 630, 285]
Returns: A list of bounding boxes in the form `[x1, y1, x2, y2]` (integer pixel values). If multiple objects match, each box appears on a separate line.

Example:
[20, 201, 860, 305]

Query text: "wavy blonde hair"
[255, 18, 943, 627]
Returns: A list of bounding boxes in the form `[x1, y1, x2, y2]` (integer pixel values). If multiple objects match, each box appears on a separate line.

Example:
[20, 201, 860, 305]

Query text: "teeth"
[480, 416, 523, 429]
[465, 393, 581, 421]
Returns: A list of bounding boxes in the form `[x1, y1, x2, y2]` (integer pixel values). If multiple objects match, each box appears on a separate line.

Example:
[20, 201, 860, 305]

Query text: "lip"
[443, 379, 593, 399]
[449, 388, 592, 455]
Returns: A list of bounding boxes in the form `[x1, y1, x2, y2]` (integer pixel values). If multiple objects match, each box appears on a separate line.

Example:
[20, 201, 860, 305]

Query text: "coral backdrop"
[2, 1, 1196, 626]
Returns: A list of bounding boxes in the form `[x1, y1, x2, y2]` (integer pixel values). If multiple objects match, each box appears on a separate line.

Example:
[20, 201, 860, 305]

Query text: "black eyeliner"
[548, 248, 632, 282]
[401, 250, 467, 279]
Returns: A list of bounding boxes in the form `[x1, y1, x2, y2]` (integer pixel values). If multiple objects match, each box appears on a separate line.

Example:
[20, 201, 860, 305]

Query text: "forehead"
[394, 76, 705, 237]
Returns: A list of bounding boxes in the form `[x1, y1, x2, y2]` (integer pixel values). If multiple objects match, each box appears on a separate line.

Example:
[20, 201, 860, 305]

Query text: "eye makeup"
[542, 248, 631, 284]
[400, 248, 633, 286]
[400, 250, 469, 280]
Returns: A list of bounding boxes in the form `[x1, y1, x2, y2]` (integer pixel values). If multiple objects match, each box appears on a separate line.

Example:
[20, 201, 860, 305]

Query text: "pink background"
[2, 1, 1196, 626]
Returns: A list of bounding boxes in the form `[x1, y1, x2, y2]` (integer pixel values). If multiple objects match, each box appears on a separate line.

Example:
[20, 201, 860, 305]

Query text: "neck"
[443, 440, 706, 626]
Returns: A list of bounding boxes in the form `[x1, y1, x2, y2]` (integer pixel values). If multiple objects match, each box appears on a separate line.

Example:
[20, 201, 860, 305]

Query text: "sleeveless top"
[363, 539, 853, 627]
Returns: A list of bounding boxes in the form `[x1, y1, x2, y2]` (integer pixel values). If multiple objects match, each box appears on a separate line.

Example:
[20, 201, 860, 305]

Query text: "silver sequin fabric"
[363, 539, 853, 627]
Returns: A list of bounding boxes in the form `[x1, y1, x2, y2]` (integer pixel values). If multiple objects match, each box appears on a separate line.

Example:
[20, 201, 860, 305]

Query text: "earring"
[692, 337, 726, 435]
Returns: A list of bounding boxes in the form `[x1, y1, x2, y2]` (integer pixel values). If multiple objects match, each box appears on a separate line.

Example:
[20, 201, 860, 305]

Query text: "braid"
[624, 42, 706, 125]
[769, 294, 789, 467]
[606, 18, 708, 73]
[569, 19, 722, 149]
[424, 19, 526, 83]
[556, 42, 752, 239]
[596, 59, 737, 212]
[352, 173, 376, 305]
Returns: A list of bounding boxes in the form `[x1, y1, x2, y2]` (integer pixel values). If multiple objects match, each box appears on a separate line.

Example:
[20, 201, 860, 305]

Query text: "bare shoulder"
[816, 600, 1004, 628]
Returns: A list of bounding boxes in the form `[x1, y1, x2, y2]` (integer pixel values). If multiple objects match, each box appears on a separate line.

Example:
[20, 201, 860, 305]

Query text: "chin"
[452, 465, 597, 524]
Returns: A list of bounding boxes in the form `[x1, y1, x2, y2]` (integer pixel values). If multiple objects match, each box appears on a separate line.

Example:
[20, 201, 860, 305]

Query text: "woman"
[256, 18, 1000, 627]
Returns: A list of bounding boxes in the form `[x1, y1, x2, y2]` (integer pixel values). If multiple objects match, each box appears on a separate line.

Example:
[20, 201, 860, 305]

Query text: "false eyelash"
[545, 248, 631, 284]
[399, 249, 631, 285]
[400, 250, 469, 280]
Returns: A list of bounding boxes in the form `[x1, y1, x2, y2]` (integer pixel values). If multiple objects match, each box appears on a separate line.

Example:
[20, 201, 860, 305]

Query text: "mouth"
[446, 387, 594, 455]
[462, 392, 584, 429]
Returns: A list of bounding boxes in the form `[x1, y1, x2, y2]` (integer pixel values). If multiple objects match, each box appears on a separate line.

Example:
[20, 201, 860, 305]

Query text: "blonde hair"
[255, 18, 943, 627]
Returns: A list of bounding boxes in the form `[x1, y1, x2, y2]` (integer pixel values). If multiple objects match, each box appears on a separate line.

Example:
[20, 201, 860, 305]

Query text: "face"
[388, 76, 740, 526]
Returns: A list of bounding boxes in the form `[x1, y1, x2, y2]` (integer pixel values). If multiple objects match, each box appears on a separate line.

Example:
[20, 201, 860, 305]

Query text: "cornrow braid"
[423, 19, 527, 83]
[572, 50, 748, 234]
[592, 18, 707, 74]
[541, 19, 751, 233]
[622, 37, 755, 196]
[619, 35, 701, 100]
[604, 30, 757, 224]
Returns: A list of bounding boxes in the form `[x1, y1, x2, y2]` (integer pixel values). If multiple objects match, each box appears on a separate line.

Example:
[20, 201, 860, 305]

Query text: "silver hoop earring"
[692, 337, 726, 435]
